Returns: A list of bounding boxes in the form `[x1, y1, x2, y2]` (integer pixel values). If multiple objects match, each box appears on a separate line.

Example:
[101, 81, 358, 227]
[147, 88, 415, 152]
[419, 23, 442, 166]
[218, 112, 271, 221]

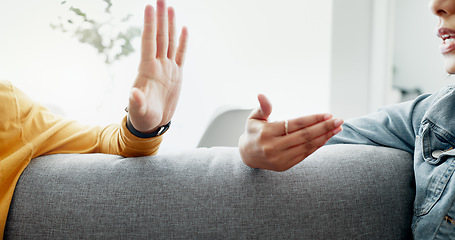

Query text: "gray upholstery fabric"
[5, 144, 415, 239]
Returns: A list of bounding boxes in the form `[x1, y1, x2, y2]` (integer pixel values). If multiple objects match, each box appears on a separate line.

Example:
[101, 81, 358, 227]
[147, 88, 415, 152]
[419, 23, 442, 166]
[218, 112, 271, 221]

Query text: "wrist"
[126, 116, 171, 138]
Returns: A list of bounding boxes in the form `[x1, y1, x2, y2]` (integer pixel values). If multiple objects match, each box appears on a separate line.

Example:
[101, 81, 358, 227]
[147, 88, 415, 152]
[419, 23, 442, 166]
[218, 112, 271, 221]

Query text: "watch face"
[150, 121, 171, 137]
[157, 122, 171, 136]
[156, 126, 166, 136]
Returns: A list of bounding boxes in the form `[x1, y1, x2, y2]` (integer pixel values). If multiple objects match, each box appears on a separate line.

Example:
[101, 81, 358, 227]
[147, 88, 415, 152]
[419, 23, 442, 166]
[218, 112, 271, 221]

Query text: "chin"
[445, 65, 455, 74]
[444, 56, 455, 74]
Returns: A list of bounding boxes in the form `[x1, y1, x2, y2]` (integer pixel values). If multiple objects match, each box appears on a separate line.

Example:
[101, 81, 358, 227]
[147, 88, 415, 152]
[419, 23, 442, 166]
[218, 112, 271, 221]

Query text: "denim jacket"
[327, 85, 455, 239]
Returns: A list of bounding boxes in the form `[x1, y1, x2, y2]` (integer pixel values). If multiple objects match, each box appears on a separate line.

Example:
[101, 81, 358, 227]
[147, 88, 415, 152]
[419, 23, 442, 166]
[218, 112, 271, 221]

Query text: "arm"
[31, 0, 188, 157]
[9, 87, 162, 158]
[239, 94, 343, 172]
[326, 94, 432, 153]
[239, 91, 435, 171]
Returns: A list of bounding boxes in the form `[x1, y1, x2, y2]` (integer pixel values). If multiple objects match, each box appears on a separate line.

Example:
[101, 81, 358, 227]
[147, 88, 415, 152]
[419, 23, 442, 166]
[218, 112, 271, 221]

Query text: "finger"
[274, 118, 343, 148]
[249, 94, 272, 121]
[265, 115, 340, 138]
[141, 5, 157, 62]
[167, 7, 177, 59]
[264, 113, 333, 137]
[156, 0, 169, 58]
[175, 26, 189, 66]
[287, 113, 333, 133]
[288, 118, 343, 147]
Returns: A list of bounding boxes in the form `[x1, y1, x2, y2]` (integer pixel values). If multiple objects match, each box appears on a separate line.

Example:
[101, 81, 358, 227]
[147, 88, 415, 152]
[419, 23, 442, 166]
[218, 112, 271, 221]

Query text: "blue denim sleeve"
[326, 93, 435, 154]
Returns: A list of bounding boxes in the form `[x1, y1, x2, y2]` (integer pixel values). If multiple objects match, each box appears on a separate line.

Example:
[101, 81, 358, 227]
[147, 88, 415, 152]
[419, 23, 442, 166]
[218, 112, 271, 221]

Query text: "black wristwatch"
[126, 117, 171, 138]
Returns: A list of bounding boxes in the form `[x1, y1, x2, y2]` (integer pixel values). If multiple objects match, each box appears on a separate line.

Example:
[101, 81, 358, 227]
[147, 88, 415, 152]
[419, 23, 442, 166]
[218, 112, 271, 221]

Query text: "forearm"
[31, 112, 162, 158]
[98, 116, 163, 157]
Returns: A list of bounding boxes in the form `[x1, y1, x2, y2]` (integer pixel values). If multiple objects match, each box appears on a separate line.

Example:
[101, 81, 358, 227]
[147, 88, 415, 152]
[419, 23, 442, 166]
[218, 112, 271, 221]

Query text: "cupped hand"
[128, 0, 188, 133]
[239, 94, 343, 172]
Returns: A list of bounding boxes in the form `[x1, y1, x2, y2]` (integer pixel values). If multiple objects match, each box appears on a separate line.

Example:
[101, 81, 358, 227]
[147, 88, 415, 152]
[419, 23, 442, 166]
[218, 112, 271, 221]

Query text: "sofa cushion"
[5, 144, 414, 239]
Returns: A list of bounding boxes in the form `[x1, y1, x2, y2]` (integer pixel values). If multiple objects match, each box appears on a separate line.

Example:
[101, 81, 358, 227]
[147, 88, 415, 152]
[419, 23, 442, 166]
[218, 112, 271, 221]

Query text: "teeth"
[442, 34, 455, 43]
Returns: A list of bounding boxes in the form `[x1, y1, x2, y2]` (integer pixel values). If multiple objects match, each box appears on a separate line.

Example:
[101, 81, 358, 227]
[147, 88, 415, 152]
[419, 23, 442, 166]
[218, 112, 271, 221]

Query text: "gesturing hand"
[239, 94, 343, 172]
[128, 0, 188, 133]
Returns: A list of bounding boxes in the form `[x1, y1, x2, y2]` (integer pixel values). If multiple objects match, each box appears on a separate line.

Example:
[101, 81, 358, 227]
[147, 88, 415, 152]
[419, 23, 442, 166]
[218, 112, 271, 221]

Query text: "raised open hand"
[239, 94, 343, 171]
[128, 0, 188, 134]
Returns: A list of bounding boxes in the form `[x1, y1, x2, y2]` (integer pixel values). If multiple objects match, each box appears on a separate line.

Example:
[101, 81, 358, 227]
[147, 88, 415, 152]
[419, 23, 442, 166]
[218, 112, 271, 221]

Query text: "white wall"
[329, 0, 450, 121]
[392, 0, 448, 94]
[329, 0, 373, 119]
[0, 0, 333, 153]
[329, 0, 403, 119]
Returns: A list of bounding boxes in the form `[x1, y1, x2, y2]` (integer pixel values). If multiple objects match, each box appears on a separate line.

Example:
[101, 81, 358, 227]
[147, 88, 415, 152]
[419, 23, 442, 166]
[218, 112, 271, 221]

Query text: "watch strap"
[126, 117, 171, 138]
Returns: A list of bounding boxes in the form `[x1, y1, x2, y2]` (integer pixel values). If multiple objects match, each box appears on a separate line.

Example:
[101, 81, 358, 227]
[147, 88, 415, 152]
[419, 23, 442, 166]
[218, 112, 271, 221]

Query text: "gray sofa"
[5, 144, 415, 239]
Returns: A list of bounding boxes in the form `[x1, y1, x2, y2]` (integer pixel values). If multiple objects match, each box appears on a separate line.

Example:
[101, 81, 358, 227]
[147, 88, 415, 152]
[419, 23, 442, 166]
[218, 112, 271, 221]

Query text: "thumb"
[250, 94, 273, 121]
[129, 87, 147, 116]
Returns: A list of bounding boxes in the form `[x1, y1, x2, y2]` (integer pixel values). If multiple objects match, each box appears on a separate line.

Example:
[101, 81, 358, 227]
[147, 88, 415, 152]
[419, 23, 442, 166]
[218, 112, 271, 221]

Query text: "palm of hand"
[130, 58, 183, 133]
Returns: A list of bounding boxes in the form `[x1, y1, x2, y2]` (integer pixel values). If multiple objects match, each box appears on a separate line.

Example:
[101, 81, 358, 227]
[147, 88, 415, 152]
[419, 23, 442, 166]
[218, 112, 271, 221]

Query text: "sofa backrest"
[5, 144, 414, 239]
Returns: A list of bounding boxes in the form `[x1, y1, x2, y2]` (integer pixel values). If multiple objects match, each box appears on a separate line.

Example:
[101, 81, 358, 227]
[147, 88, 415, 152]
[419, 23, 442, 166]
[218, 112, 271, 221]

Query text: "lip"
[438, 27, 455, 54]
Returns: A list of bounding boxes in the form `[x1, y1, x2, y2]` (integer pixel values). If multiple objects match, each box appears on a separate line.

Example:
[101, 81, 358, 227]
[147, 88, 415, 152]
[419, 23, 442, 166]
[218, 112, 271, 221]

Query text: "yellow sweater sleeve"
[0, 80, 163, 238]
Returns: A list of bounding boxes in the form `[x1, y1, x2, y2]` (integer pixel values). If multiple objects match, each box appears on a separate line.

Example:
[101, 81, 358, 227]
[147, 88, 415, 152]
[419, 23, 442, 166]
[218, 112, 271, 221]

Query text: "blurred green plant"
[51, 0, 141, 64]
